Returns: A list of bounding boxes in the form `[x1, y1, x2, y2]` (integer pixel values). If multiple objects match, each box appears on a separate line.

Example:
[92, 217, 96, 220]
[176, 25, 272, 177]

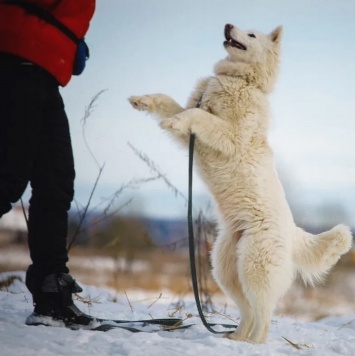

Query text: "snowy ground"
[1, 271, 355, 356]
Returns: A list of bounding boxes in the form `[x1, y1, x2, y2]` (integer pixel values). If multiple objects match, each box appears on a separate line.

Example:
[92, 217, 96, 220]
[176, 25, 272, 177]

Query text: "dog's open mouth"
[224, 24, 247, 50]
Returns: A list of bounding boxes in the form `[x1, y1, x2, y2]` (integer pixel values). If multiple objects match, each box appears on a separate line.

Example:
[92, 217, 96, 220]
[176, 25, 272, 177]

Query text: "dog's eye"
[248, 33, 256, 38]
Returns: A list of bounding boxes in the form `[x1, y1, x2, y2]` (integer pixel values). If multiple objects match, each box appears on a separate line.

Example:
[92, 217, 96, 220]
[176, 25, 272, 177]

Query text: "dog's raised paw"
[160, 117, 186, 133]
[128, 96, 151, 111]
[160, 118, 173, 130]
[160, 114, 191, 134]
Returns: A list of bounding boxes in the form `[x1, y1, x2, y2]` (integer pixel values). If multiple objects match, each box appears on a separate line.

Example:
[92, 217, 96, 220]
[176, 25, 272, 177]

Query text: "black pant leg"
[27, 75, 75, 282]
[0, 61, 45, 217]
[0, 56, 75, 293]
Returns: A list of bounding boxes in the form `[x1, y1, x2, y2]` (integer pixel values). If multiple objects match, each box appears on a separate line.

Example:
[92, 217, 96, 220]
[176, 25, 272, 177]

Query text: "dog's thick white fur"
[129, 24, 353, 343]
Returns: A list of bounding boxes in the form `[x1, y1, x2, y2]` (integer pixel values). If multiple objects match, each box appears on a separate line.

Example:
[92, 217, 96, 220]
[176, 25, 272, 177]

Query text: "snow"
[1, 271, 355, 356]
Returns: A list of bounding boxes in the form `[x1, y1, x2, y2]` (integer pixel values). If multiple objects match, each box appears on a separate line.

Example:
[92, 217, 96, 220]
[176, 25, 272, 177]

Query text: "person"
[0, 0, 96, 328]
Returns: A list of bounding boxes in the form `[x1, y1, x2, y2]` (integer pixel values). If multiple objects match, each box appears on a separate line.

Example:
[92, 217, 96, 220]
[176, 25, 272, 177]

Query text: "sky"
[1, 271, 355, 355]
[35, 0, 355, 221]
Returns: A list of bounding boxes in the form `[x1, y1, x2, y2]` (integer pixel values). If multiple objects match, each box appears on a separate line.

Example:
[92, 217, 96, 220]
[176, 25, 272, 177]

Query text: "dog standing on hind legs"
[129, 23, 353, 343]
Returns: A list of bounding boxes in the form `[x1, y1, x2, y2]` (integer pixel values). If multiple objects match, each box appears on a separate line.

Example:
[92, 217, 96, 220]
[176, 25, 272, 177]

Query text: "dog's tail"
[292, 224, 353, 285]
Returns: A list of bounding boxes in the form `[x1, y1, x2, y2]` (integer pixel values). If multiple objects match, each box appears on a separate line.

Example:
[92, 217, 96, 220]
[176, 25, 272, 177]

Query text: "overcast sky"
[42, 0, 355, 222]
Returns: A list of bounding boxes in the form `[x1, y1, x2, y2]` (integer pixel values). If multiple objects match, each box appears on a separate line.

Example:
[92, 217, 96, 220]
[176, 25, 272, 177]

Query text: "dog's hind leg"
[225, 291, 254, 341]
[237, 234, 294, 343]
[211, 230, 254, 341]
[247, 295, 273, 343]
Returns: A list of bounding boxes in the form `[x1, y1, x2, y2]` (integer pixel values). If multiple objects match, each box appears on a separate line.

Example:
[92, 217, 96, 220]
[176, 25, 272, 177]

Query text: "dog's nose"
[224, 24, 234, 40]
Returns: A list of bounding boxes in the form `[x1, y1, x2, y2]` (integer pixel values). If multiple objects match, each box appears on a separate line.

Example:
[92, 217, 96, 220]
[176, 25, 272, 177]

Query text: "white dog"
[129, 24, 353, 343]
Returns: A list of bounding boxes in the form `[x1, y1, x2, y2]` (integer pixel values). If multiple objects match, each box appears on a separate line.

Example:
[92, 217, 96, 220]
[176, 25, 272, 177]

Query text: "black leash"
[188, 133, 237, 334]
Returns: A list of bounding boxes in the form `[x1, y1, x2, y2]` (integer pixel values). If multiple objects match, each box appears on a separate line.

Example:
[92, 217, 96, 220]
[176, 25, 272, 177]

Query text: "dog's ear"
[269, 26, 283, 44]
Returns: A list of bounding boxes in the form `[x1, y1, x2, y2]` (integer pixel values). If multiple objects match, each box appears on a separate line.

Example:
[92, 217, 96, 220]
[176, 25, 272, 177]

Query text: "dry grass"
[69, 246, 220, 295]
[0, 275, 22, 291]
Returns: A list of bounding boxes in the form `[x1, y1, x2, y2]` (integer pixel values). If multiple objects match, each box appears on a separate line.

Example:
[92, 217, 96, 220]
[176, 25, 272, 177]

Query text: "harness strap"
[5, 1, 80, 44]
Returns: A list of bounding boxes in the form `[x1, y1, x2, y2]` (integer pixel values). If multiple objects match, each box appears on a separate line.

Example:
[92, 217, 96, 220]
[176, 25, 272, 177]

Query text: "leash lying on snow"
[188, 133, 237, 334]
[91, 317, 191, 333]
[29, 316, 191, 333]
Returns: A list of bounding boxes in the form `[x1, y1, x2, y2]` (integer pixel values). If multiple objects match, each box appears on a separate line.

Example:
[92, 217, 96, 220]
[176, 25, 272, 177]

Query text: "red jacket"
[0, 0, 95, 86]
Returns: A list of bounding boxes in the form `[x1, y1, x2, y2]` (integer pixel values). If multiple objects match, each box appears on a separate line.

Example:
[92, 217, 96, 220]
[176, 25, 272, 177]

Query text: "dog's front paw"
[128, 95, 153, 112]
[160, 116, 190, 134]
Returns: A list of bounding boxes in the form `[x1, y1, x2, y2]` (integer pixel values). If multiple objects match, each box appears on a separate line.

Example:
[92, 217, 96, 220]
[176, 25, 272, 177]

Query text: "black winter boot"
[26, 273, 99, 329]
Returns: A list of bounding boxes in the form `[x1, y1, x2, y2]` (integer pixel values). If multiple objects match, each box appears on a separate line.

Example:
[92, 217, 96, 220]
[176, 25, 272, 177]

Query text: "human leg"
[23, 66, 97, 327]
[26, 81, 74, 290]
[0, 55, 45, 218]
